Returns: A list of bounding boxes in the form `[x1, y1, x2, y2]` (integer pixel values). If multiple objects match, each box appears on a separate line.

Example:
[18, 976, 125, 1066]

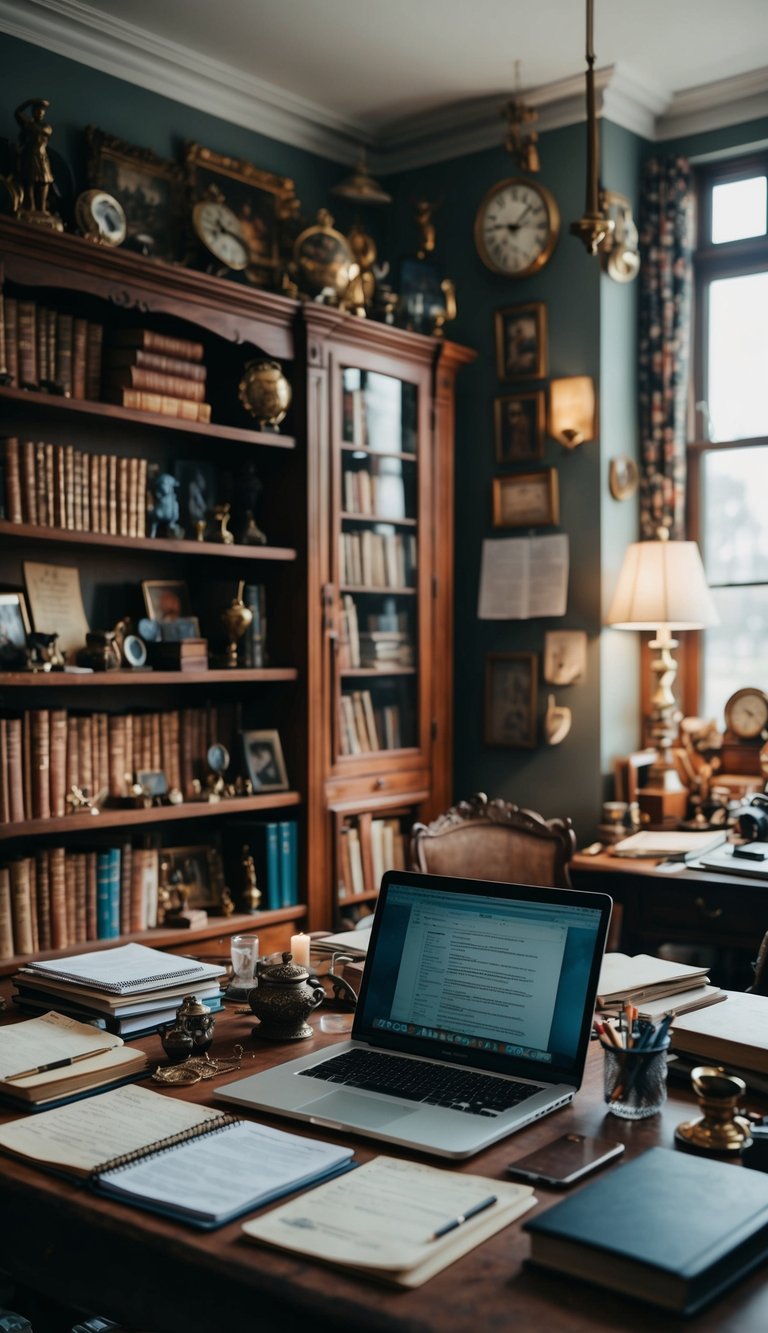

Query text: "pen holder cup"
[603, 1040, 670, 1119]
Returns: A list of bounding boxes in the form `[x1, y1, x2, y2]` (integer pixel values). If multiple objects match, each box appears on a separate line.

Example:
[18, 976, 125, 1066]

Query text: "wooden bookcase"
[0, 216, 473, 968]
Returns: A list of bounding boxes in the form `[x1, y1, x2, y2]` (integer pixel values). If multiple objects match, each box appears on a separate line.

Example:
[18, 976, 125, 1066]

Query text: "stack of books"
[0, 1010, 149, 1110]
[146, 638, 209, 672]
[669, 989, 768, 1092]
[596, 952, 725, 1022]
[12, 943, 225, 1037]
[103, 329, 211, 423]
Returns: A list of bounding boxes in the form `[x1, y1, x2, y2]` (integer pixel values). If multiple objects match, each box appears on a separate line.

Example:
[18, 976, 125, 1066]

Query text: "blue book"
[96, 851, 116, 940]
[278, 821, 297, 908]
[108, 847, 121, 938]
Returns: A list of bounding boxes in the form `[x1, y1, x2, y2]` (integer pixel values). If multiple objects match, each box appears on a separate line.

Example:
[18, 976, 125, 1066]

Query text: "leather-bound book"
[137, 457, 148, 537]
[3, 437, 22, 524]
[44, 442, 55, 525]
[76, 713, 93, 799]
[64, 444, 75, 530]
[129, 845, 147, 933]
[118, 455, 129, 535]
[74, 852, 88, 943]
[0, 718, 9, 824]
[94, 712, 109, 800]
[81, 449, 90, 532]
[54, 444, 66, 531]
[4, 296, 18, 387]
[73, 449, 83, 531]
[180, 708, 195, 799]
[17, 300, 38, 389]
[49, 708, 68, 818]
[65, 714, 79, 799]
[119, 841, 132, 936]
[89, 451, 100, 534]
[85, 321, 103, 400]
[104, 366, 206, 402]
[104, 386, 211, 423]
[21, 439, 38, 524]
[0, 284, 6, 379]
[22, 710, 32, 824]
[109, 327, 204, 361]
[127, 456, 139, 538]
[65, 852, 76, 945]
[72, 317, 88, 399]
[9, 858, 34, 955]
[0, 867, 13, 960]
[150, 711, 161, 771]
[167, 710, 181, 794]
[123, 713, 134, 789]
[46, 307, 57, 387]
[106, 346, 207, 382]
[108, 714, 127, 800]
[107, 454, 118, 534]
[48, 845, 67, 949]
[99, 453, 108, 533]
[34, 848, 51, 951]
[55, 311, 73, 396]
[7, 716, 26, 823]
[85, 850, 97, 940]
[36, 304, 49, 385]
[35, 440, 48, 527]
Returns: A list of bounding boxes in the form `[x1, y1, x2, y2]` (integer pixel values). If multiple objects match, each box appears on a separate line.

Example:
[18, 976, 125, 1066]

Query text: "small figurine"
[26, 631, 64, 672]
[414, 198, 440, 259]
[147, 472, 183, 539]
[233, 461, 268, 545]
[241, 845, 262, 913]
[210, 502, 234, 545]
[13, 98, 63, 229]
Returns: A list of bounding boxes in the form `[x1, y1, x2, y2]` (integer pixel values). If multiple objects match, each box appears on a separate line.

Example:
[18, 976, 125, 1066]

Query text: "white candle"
[290, 933, 310, 967]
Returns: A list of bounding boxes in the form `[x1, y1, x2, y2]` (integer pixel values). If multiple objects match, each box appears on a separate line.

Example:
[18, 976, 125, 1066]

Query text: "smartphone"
[507, 1133, 624, 1187]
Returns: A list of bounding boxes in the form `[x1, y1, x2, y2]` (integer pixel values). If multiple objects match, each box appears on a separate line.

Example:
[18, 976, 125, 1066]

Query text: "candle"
[290, 933, 310, 967]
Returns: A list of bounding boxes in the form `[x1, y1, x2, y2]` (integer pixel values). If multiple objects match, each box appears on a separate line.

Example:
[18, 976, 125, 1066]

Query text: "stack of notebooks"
[0, 1011, 148, 1110]
[669, 989, 768, 1092]
[12, 943, 225, 1037]
[596, 952, 725, 1022]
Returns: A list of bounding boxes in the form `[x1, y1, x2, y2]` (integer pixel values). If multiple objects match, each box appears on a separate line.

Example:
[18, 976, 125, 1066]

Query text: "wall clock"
[475, 178, 560, 278]
[192, 197, 249, 273]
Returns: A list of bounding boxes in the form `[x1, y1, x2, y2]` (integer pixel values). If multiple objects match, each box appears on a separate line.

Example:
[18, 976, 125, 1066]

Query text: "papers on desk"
[0, 1011, 148, 1109]
[670, 990, 768, 1076]
[609, 830, 727, 860]
[597, 953, 711, 1007]
[242, 1155, 535, 1287]
[22, 942, 216, 993]
[311, 927, 371, 959]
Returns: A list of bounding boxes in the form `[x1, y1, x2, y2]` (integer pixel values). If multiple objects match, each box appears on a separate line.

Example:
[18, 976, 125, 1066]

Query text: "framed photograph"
[142, 580, 192, 623]
[242, 729, 289, 792]
[174, 459, 218, 535]
[23, 561, 89, 658]
[398, 257, 449, 334]
[492, 468, 559, 529]
[85, 126, 185, 262]
[495, 302, 547, 380]
[485, 653, 538, 748]
[543, 630, 588, 686]
[494, 390, 545, 464]
[162, 844, 228, 911]
[0, 591, 31, 667]
[184, 141, 296, 287]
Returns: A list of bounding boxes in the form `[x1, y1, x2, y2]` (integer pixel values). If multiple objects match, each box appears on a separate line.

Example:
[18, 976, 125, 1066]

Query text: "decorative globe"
[238, 357, 292, 430]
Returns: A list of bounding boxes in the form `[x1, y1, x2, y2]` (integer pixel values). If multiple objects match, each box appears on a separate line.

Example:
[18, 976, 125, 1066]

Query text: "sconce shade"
[548, 376, 595, 447]
[607, 538, 718, 631]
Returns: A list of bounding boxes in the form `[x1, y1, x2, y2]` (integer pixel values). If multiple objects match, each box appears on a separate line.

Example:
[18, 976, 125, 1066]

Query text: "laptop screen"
[353, 871, 611, 1087]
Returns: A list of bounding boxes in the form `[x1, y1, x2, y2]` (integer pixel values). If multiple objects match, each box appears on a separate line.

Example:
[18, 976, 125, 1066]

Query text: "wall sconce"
[548, 376, 595, 448]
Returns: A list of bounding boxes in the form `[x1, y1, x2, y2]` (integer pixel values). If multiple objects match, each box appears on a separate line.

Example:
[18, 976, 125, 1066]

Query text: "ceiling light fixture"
[330, 150, 392, 206]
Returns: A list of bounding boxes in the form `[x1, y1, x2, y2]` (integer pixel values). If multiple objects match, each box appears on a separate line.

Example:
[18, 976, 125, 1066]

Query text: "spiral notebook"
[21, 943, 212, 994]
[0, 1083, 354, 1228]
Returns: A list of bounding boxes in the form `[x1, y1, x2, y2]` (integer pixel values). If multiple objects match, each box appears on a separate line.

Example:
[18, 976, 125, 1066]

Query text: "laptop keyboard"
[299, 1049, 544, 1118]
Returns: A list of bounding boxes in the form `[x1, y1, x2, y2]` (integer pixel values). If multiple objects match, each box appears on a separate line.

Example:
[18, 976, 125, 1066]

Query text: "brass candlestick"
[221, 579, 253, 668]
[675, 1066, 752, 1154]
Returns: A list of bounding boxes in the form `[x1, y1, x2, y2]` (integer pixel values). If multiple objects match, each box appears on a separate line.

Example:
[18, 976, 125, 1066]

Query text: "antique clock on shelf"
[474, 177, 560, 277]
[720, 686, 768, 775]
[190, 191, 250, 274]
[292, 209, 354, 299]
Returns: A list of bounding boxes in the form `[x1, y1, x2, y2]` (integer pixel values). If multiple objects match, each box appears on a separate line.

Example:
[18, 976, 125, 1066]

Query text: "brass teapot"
[249, 951, 324, 1040]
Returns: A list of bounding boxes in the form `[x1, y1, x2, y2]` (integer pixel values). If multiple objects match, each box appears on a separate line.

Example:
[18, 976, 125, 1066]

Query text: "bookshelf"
[0, 216, 474, 963]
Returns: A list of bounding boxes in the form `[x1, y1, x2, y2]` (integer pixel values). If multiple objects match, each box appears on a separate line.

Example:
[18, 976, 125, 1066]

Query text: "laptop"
[217, 869, 612, 1159]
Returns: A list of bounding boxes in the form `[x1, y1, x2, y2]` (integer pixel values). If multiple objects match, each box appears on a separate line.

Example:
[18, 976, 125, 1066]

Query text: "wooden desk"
[1, 993, 767, 1333]
[571, 850, 766, 968]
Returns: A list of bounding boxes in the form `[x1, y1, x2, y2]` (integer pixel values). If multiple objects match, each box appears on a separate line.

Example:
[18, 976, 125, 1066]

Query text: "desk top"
[1, 987, 767, 1333]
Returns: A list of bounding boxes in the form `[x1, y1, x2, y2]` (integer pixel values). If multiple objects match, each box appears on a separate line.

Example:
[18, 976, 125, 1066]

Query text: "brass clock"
[293, 209, 354, 298]
[475, 178, 560, 278]
[721, 686, 768, 775]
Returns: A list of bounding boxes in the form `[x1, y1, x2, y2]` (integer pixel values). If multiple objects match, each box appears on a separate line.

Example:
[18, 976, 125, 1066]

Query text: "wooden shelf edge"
[0, 905, 307, 977]
[0, 791, 302, 842]
[338, 890, 378, 905]
[0, 520, 297, 562]
[0, 667, 299, 688]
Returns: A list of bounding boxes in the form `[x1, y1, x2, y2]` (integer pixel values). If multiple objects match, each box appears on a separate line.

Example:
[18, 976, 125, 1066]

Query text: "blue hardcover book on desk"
[524, 1146, 768, 1315]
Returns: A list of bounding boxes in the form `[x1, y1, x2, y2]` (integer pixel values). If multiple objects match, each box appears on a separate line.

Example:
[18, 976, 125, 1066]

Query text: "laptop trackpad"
[300, 1090, 417, 1128]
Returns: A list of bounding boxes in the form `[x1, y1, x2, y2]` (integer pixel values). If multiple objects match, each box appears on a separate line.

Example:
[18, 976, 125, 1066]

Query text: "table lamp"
[607, 527, 718, 826]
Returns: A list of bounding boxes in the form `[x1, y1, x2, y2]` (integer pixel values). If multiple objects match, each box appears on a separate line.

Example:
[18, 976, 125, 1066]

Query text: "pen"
[432, 1194, 498, 1239]
[4, 1046, 116, 1083]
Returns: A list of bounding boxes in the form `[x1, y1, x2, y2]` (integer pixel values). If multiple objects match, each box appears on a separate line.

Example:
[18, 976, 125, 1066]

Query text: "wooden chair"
[750, 930, 768, 995]
[410, 792, 577, 889]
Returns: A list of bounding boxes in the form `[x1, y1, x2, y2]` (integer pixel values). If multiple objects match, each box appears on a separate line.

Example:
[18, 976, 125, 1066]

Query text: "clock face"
[724, 688, 768, 740]
[75, 189, 127, 246]
[293, 225, 353, 295]
[475, 178, 560, 278]
[192, 200, 249, 271]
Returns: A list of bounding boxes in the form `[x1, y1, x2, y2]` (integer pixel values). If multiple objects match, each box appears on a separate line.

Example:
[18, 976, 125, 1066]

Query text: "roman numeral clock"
[474, 177, 560, 277]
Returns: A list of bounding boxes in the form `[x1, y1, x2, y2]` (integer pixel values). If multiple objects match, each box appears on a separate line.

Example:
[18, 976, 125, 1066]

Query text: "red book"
[72, 317, 88, 399]
[104, 347, 207, 382]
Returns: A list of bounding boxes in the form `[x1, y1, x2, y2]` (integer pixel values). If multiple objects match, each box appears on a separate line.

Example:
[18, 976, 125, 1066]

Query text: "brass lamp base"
[675, 1066, 752, 1155]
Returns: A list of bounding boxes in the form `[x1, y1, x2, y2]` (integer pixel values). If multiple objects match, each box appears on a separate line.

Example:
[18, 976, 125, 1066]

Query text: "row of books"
[0, 843, 165, 959]
[338, 689, 403, 755]
[103, 328, 211, 423]
[341, 372, 417, 455]
[0, 705, 228, 822]
[3, 436, 149, 537]
[339, 529, 417, 589]
[342, 466, 409, 520]
[338, 594, 414, 670]
[338, 816, 408, 900]
[234, 820, 299, 911]
[1, 292, 103, 401]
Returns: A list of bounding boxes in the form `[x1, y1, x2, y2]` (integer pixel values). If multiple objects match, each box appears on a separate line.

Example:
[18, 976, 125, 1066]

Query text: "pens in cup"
[431, 1194, 497, 1239]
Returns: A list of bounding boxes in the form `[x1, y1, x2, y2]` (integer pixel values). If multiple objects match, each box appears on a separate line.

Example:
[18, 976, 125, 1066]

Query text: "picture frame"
[184, 141, 297, 287]
[485, 653, 538, 748]
[162, 843, 229, 911]
[492, 468, 559, 529]
[0, 591, 31, 667]
[85, 126, 185, 262]
[543, 630, 588, 686]
[242, 728, 289, 792]
[142, 580, 192, 623]
[398, 257, 449, 335]
[495, 302, 547, 380]
[494, 390, 545, 464]
[609, 455, 640, 501]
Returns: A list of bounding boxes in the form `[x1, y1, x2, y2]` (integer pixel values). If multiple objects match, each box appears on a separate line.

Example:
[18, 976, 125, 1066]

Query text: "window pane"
[711, 176, 767, 244]
[701, 445, 768, 584]
[701, 585, 768, 722]
[707, 273, 768, 441]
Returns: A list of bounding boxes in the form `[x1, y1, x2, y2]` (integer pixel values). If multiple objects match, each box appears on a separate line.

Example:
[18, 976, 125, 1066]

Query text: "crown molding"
[2, 0, 767, 172]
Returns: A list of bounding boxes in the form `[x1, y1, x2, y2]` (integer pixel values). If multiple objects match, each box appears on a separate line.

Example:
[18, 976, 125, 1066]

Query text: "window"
[690, 155, 768, 723]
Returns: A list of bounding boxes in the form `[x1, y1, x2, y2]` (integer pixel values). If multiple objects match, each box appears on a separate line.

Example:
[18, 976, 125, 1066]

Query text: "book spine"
[110, 329, 204, 361]
[64, 852, 76, 946]
[35, 440, 48, 527]
[22, 711, 32, 824]
[72, 318, 88, 398]
[96, 849, 115, 939]
[265, 822, 280, 910]
[106, 347, 207, 381]
[34, 848, 51, 951]
[48, 708, 68, 818]
[64, 444, 75, 529]
[55, 312, 73, 396]
[4, 297, 18, 387]
[104, 366, 206, 402]
[36, 304, 48, 385]
[0, 286, 7, 378]
[46, 307, 57, 388]
[7, 718, 25, 824]
[81, 449, 90, 532]
[105, 386, 211, 423]
[129, 846, 147, 933]
[10, 857, 34, 954]
[85, 321, 103, 400]
[85, 850, 97, 940]
[77, 714, 93, 799]
[4, 438, 22, 524]
[21, 439, 37, 525]
[119, 841, 132, 936]
[0, 718, 8, 824]
[17, 300, 37, 388]
[74, 851, 88, 943]
[143, 848, 158, 929]
[108, 714, 127, 799]
[0, 866, 13, 959]
[109, 846, 121, 939]
[137, 457, 148, 537]
[108, 454, 118, 534]
[30, 709, 50, 819]
[73, 449, 83, 531]
[49, 846, 67, 949]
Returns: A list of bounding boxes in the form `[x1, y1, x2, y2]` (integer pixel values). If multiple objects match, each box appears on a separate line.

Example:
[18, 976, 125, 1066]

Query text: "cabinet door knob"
[374, 777, 386, 791]
[695, 896, 723, 919]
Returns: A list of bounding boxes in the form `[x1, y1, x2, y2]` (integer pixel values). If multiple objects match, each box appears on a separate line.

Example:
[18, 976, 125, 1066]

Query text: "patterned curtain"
[637, 156, 695, 540]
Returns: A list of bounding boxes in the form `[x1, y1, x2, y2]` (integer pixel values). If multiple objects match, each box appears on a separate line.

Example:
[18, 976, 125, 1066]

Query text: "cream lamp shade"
[607, 535, 718, 631]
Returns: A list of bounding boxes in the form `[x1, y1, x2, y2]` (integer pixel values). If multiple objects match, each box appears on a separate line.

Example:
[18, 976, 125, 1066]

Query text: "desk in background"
[1, 986, 768, 1333]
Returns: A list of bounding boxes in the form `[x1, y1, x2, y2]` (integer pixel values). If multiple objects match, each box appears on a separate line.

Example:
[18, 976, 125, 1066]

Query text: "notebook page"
[0, 1012, 121, 1080]
[24, 943, 208, 992]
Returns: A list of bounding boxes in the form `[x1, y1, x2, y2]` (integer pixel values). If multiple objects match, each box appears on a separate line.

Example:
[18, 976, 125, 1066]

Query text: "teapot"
[248, 951, 324, 1040]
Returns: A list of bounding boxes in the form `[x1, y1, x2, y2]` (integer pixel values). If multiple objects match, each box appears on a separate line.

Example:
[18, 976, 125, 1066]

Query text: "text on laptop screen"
[356, 882, 604, 1072]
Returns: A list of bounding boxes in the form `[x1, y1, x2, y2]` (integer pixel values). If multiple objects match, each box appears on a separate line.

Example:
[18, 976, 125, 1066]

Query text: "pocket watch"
[75, 188, 127, 246]
[475, 178, 560, 278]
[192, 197, 249, 272]
[293, 209, 354, 297]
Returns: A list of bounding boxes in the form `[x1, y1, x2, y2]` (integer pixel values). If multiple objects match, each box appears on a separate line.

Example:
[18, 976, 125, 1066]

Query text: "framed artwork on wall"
[492, 468, 559, 529]
[495, 301, 547, 380]
[85, 126, 185, 262]
[494, 390, 545, 463]
[485, 652, 538, 748]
